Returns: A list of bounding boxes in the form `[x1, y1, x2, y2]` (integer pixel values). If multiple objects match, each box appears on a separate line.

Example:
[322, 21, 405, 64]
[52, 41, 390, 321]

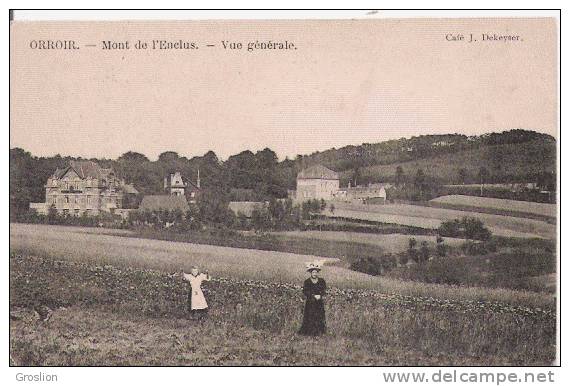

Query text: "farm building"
[138, 195, 190, 213]
[296, 165, 340, 201]
[336, 183, 391, 203]
[29, 160, 138, 216]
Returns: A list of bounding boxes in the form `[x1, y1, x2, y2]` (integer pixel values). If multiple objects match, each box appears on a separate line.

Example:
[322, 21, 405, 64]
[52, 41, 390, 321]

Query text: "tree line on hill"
[10, 129, 556, 217]
[300, 129, 554, 173]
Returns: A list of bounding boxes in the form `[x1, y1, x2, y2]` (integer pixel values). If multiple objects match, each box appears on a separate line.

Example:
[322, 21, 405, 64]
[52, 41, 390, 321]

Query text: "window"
[52, 196, 57, 204]
[75, 195, 80, 204]
[74, 209, 80, 216]
[65, 196, 69, 204]
[86, 196, 91, 205]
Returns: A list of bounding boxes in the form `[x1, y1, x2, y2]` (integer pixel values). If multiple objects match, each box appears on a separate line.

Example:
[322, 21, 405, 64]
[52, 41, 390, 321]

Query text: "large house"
[29, 160, 138, 216]
[296, 165, 340, 200]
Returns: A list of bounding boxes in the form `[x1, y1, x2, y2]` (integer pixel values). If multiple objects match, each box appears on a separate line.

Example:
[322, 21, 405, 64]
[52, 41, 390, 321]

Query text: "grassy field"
[10, 223, 555, 309]
[10, 253, 556, 366]
[327, 202, 556, 239]
[430, 195, 556, 218]
[276, 231, 464, 253]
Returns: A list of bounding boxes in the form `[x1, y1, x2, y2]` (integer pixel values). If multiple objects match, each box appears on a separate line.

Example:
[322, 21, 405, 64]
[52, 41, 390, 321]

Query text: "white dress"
[184, 273, 210, 310]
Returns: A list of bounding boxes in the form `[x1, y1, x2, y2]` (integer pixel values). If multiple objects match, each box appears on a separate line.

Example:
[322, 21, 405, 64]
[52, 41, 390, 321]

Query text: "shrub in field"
[386, 241, 556, 292]
[350, 254, 398, 276]
[461, 240, 489, 256]
[398, 251, 409, 266]
[489, 250, 556, 279]
[436, 236, 447, 257]
[439, 217, 492, 241]
[350, 257, 383, 276]
[463, 217, 492, 241]
[381, 254, 398, 271]
[302, 218, 435, 236]
[408, 238, 418, 263]
[419, 241, 430, 263]
[438, 219, 462, 238]
[390, 259, 470, 286]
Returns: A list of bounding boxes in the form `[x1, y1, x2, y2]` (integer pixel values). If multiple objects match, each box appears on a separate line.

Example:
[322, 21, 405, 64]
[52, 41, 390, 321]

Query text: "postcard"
[9, 11, 559, 368]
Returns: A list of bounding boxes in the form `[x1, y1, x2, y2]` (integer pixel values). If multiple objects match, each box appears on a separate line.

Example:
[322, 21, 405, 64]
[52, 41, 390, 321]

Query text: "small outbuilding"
[138, 195, 190, 213]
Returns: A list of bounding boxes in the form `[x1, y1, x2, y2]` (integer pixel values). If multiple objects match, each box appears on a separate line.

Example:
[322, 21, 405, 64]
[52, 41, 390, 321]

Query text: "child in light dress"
[181, 266, 211, 319]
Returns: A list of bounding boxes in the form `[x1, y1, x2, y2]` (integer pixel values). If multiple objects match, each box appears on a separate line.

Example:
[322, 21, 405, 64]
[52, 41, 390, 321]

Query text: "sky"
[10, 18, 558, 161]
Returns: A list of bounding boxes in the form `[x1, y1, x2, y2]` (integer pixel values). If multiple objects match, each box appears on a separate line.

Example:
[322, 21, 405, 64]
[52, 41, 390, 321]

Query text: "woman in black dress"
[299, 262, 326, 336]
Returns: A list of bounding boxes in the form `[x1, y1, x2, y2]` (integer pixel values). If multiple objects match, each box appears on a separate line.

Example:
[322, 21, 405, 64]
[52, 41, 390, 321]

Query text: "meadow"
[327, 202, 556, 239]
[10, 223, 555, 309]
[276, 231, 464, 253]
[430, 195, 556, 219]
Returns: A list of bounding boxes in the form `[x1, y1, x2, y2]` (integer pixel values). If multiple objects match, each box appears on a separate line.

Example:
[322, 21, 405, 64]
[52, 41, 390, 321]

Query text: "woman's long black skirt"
[299, 299, 326, 336]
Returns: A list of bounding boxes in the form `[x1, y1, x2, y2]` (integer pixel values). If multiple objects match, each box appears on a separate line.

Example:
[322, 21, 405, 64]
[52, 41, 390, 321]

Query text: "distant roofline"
[297, 164, 339, 180]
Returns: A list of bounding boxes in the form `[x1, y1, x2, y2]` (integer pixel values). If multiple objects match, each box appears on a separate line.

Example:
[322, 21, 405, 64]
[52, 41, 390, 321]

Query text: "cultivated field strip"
[328, 202, 556, 239]
[431, 195, 556, 218]
[276, 231, 465, 252]
[9, 254, 556, 365]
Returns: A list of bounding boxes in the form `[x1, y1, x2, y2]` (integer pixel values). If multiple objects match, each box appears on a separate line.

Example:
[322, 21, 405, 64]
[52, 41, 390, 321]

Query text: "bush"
[398, 252, 409, 266]
[436, 236, 447, 257]
[350, 255, 397, 276]
[408, 238, 418, 263]
[351, 257, 383, 276]
[439, 217, 492, 241]
[460, 239, 499, 256]
[390, 259, 471, 286]
[419, 241, 430, 263]
[461, 241, 489, 256]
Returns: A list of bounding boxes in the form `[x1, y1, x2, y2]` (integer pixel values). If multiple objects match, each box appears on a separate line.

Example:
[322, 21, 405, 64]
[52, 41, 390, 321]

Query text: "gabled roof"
[186, 179, 201, 192]
[53, 160, 113, 180]
[122, 184, 139, 194]
[138, 195, 190, 212]
[164, 171, 201, 191]
[297, 165, 339, 180]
